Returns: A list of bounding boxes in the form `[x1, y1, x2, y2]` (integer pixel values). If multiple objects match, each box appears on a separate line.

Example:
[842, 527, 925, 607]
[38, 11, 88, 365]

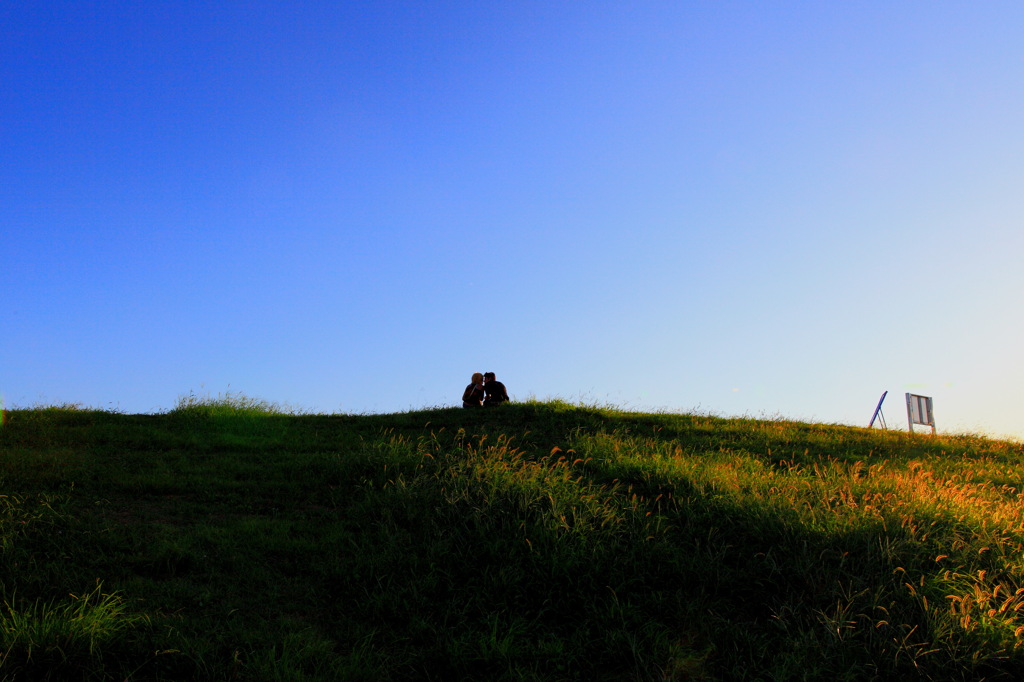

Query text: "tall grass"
[169, 391, 297, 449]
[1, 396, 1022, 679]
[0, 582, 147, 665]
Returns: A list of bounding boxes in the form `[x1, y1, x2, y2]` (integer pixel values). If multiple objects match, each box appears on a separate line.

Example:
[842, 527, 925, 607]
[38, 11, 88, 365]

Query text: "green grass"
[1, 395, 1023, 680]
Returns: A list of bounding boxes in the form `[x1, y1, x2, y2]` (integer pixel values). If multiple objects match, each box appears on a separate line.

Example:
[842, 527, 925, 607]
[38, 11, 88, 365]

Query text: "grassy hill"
[1, 397, 1023, 681]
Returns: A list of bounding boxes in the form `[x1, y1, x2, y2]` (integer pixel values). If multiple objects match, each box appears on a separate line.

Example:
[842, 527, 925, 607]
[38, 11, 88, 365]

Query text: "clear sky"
[3, 3, 1022, 439]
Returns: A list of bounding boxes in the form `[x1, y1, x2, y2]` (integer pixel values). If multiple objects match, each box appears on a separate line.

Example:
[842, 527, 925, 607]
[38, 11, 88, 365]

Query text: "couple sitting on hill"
[462, 372, 508, 408]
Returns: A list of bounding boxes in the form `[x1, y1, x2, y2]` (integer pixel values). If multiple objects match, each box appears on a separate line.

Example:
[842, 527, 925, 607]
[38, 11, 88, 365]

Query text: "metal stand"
[869, 391, 888, 429]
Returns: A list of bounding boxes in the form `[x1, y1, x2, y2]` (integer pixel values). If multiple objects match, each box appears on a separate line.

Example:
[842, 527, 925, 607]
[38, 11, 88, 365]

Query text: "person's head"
[471, 372, 483, 385]
[484, 372, 496, 381]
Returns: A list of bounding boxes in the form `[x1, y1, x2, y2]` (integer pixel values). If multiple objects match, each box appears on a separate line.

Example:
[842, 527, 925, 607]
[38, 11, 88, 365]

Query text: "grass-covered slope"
[1, 398, 1023, 681]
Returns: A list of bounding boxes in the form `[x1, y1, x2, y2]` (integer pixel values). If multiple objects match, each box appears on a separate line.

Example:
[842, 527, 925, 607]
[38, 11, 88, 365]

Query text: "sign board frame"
[905, 393, 936, 434]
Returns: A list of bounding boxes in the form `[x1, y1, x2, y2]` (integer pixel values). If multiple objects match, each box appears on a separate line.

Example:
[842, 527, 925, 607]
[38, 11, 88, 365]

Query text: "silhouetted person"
[462, 372, 484, 408]
[483, 372, 509, 407]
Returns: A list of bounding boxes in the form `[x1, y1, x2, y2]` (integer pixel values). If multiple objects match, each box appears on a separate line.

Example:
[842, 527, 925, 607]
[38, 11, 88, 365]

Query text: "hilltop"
[2, 398, 1023, 681]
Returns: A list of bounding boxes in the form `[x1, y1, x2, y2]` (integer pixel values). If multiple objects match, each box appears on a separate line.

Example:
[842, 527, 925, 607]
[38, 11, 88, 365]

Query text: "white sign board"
[905, 393, 935, 434]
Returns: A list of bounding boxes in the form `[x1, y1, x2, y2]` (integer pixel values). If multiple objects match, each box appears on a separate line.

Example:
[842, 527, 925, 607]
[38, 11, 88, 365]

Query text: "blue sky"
[3, 3, 1022, 439]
